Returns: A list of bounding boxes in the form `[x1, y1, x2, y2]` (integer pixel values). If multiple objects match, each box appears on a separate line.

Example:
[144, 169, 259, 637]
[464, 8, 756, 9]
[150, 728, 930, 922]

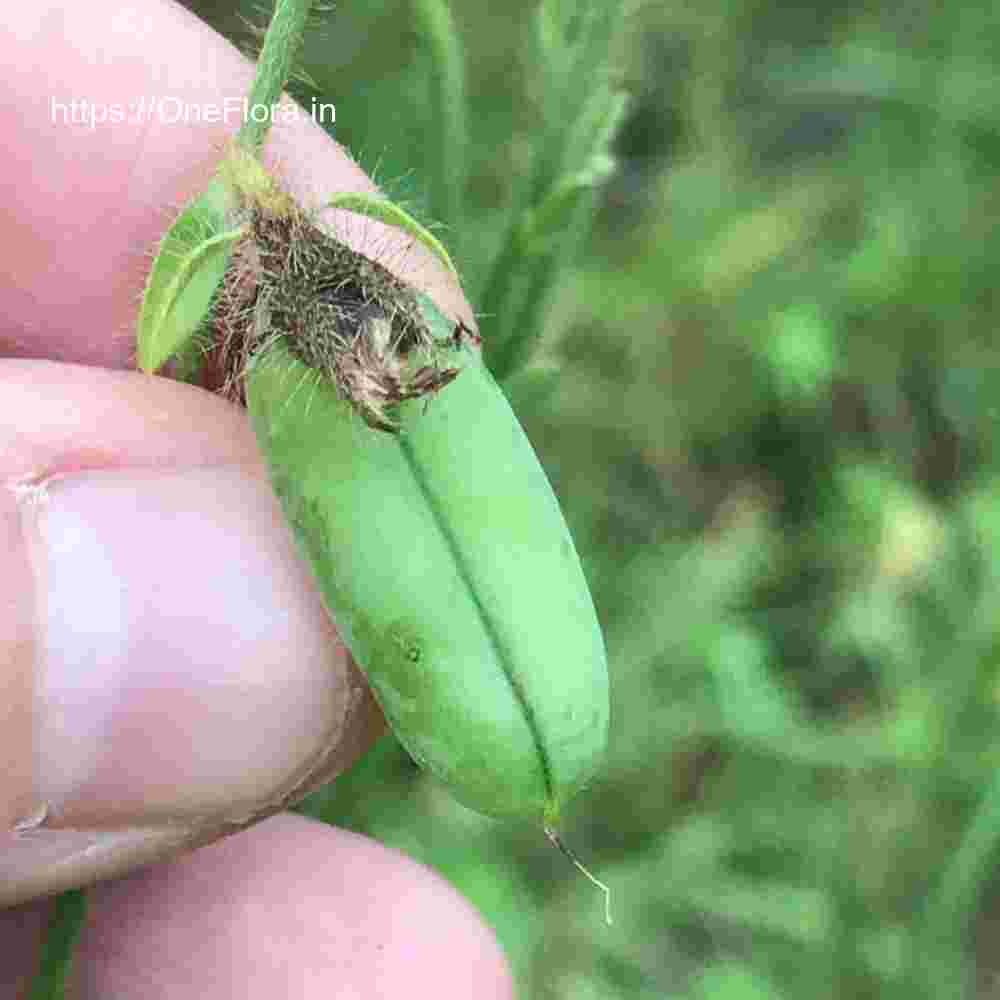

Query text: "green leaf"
[501, 362, 562, 412]
[136, 175, 243, 374]
[517, 157, 615, 256]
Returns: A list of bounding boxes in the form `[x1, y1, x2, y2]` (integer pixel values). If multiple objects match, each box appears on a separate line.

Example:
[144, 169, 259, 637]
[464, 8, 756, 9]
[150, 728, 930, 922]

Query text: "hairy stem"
[238, 0, 317, 153]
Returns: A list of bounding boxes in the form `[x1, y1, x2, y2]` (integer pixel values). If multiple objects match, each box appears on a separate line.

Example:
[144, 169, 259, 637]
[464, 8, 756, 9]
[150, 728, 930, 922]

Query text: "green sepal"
[136, 175, 244, 374]
[328, 192, 459, 277]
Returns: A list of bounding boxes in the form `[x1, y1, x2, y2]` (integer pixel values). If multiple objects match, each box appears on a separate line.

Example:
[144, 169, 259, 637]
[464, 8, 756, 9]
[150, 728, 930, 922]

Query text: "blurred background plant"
[182, 1, 1000, 996]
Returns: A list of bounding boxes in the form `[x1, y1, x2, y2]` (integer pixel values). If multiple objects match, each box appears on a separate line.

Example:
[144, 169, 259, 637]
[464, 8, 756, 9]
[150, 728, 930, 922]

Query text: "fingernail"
[21, 464, 366, 827]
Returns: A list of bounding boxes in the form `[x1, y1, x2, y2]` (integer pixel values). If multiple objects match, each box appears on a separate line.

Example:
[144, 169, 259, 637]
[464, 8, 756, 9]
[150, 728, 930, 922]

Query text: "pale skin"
[0, 1, 509, 996]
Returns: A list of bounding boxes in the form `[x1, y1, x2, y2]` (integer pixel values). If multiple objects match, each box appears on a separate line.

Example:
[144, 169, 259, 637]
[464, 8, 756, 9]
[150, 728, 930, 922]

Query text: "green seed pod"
[136, 156, 609, 830]
[245, 304, 609, 824]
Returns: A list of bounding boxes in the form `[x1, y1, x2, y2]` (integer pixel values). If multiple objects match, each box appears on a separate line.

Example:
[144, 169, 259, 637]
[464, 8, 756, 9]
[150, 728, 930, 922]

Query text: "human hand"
[0, 1, 508, 995]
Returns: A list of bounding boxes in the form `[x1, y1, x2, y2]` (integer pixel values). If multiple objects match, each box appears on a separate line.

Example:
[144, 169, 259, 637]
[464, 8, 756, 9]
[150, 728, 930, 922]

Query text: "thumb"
[0, 363, 384, 906]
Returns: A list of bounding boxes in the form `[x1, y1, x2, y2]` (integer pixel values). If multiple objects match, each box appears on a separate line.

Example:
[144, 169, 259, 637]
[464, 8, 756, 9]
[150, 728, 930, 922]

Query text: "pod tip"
[544, 825, 612, 926]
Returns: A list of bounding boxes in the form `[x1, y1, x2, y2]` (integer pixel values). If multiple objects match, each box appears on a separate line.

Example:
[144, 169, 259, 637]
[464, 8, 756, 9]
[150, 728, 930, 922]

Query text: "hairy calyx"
[213, 200, 462, 432]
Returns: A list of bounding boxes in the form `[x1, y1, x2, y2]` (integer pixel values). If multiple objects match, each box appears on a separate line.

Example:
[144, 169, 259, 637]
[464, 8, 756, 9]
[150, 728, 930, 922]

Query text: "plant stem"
[29, 889, 88, 1000]
[238, 0, 317, 154]
[478, 0, 617, 380]
[412, 0, 467, 245]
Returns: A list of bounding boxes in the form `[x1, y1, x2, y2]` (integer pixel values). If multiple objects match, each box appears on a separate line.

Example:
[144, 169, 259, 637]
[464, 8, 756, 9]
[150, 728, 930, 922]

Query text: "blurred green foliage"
[184, 1, 1000, 995]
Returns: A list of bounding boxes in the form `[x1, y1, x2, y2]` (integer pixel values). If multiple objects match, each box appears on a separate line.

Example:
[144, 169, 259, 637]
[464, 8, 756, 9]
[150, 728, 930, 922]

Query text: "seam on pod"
[395, 427, 555, 811]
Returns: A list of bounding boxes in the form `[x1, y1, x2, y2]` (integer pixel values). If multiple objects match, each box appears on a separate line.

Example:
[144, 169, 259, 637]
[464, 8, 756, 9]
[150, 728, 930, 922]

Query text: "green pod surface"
[245, 326, 608, 825]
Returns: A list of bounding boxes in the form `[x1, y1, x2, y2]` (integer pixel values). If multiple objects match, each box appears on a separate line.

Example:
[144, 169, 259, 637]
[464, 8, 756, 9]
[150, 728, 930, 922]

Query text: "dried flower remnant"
[211, 193, 463, 431]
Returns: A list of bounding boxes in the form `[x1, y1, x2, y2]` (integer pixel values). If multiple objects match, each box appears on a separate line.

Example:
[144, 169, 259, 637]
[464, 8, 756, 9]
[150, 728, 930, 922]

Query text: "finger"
[0, 361, 383, 906]
[1, 0, 473, 368]
[76, 814, 515, 999]
[2, 815, 515, 999]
